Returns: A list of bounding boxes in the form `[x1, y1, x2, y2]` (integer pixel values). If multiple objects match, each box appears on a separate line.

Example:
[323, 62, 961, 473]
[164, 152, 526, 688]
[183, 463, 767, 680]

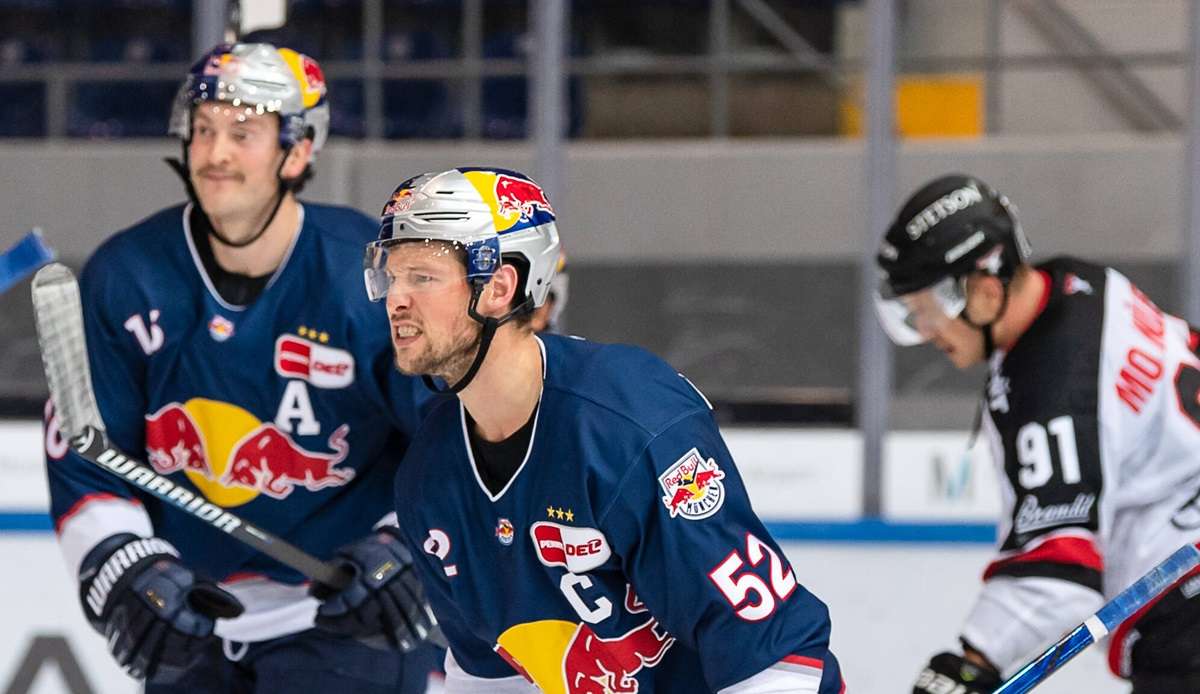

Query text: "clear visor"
[363, 238, 467, 302]
[873, 275, 967, 346]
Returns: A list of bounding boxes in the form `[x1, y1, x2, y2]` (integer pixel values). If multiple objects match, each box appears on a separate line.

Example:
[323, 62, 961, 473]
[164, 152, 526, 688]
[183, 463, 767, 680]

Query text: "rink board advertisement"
[1, 420, 1001, 529]
[1, 421, 1009, 693]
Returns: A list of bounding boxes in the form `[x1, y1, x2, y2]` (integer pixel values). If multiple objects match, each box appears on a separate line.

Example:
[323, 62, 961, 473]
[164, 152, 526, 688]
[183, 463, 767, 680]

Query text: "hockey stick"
[0, 229, 54, 295]
[994, 541, 1200, 693]
[32, 263, 351, 590]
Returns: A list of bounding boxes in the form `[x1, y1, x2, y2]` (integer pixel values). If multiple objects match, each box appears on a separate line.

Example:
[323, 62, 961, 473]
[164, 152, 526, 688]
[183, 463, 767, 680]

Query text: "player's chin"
[391, 346, 426, 376]
[194, 192, 240, 218]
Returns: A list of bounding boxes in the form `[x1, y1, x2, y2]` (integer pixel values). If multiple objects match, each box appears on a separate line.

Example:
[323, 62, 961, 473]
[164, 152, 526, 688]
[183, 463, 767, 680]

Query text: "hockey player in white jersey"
[875, 174, 1200, 694]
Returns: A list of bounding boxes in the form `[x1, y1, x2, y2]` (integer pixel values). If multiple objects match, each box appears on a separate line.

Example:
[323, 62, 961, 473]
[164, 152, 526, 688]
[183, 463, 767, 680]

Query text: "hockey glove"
[78, 533, 244, 680]
[913, 651, 1002, 694]
[312, 526, 436, 652]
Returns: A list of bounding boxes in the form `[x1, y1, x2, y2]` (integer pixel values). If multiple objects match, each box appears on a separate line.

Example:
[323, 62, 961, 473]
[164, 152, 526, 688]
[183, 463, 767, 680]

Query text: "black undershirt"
[466, 406, 537, 497]
[189, 206, 272, 306]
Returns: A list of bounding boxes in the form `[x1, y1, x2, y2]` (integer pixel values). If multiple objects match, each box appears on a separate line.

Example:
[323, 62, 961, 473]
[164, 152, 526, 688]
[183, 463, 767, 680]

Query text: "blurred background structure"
[2, 2, 1198, 692]
[3, 0, 1197, 410]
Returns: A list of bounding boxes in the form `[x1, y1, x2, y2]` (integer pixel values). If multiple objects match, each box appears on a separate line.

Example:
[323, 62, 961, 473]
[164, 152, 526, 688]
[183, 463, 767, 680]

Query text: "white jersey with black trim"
[961, 257, 1200, 678]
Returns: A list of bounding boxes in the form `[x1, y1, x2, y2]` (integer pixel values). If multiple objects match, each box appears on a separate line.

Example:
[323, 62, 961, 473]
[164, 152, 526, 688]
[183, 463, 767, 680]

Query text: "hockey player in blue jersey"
[43, 42, 438, 690]
[363, 167, 846, 693]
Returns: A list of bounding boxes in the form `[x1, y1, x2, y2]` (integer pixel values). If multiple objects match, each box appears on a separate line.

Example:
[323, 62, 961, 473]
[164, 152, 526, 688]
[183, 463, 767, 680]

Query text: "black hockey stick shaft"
[70, 426, 351, 590]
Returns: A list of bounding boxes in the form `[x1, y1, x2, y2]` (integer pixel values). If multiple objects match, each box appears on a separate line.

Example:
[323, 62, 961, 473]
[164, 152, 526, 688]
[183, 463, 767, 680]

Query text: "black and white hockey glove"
[312, 526, 436, 652]
[78, 533, 244, 681]
[913, 651, 1002, 694]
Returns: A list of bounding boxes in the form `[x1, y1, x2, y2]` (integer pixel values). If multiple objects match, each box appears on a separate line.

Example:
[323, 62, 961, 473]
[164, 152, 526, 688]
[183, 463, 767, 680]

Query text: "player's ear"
[965, 273, 1005, 322]
[482, 264, 521, 318]
[280, 139, 312, 179]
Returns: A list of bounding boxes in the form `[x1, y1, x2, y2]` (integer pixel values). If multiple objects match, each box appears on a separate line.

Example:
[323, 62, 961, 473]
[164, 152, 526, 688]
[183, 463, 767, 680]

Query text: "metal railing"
[4, 0, 1195, 139]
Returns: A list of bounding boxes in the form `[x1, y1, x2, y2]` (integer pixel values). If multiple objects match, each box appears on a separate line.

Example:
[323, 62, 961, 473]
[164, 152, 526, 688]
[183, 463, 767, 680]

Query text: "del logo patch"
[530, 522, 610, 573]
[659, 448, 726, 520]
[274, 334, 354, 389]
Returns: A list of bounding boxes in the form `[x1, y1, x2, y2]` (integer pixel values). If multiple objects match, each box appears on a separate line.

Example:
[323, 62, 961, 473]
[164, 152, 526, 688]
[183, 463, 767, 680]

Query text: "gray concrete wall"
[0, 134, 1188, 263]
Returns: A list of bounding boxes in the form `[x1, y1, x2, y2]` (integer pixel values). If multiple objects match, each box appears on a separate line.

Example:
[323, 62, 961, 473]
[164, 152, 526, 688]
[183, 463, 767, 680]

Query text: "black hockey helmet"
[875, 174, 1032, 345]
[878, 174, 1030, 296]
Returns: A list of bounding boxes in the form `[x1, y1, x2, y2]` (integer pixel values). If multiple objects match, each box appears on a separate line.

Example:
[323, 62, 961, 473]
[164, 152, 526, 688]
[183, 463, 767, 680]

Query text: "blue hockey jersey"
[44, 202, 434, 641]
[395, 334, 843, 693]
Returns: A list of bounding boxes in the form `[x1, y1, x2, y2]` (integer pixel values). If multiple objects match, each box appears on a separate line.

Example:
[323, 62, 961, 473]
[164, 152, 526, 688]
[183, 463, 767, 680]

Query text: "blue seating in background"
[328, 79, 364, 138]
[69, 81, 174, 138]
[481, 30, 584, 139]
[384, 80, 458, 139]
[0, 84, 45, 137]
[0, 2, 587, 140]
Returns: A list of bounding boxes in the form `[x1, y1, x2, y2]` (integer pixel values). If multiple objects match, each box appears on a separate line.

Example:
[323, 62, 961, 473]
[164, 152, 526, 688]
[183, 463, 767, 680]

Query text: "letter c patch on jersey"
[659, 448, 726, 520]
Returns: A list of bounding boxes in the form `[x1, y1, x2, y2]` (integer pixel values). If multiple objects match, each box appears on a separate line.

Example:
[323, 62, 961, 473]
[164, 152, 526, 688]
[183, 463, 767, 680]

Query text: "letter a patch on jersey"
[658, 448, 726, 520]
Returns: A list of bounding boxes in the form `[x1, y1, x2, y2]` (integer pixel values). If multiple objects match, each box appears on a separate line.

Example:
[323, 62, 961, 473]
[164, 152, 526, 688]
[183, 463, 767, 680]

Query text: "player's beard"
[394, 318, 483, 383]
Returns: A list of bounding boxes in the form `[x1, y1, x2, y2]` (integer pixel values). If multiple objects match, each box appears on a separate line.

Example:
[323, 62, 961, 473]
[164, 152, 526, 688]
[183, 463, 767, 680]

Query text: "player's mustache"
[196, 167, 244, 181]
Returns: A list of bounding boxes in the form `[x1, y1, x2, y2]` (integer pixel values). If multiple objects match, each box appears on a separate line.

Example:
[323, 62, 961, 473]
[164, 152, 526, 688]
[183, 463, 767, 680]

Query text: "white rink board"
[4, 419, 1000, 522]
[0, 536, 1126, 694]
[0, 421, 50, 510]
[0, 536, 140, 694]
[883, 430, 1002, 521]
[724, 428, 862, 520]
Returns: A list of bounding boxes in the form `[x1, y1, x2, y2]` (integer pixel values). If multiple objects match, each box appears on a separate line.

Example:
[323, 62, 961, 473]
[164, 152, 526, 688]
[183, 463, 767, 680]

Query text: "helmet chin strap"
[961, 281, 1010, 451]
[165, 141, 293, 250]
[420, 282, 535, 395]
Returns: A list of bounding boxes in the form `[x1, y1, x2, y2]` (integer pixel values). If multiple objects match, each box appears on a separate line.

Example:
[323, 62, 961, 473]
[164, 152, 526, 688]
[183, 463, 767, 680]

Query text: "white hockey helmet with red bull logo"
[168, 42, 330, 162]
[364, 167, 561, 311]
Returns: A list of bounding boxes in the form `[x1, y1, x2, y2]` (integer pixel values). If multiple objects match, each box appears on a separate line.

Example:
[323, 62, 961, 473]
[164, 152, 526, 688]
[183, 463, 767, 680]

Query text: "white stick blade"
[31, 263, 105, 438]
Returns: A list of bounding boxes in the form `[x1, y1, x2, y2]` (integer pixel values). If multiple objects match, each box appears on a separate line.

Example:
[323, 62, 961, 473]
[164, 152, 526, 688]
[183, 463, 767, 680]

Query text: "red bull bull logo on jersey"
[144, 398, 354, 507]
[208, 314, 235, 342]
[496, 518, 515, 546]
[658, 448, 726, 520]
[496, 617, 675, 694]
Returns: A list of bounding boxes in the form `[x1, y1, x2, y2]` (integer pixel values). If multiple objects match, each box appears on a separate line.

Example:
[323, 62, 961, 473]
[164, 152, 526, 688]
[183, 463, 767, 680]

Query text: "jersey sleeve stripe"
[984, 535, 1103, 580]
[56, 493, 153, 578]
[780, 654, 824, 670]
[1106, 564, 1200, 678]
[984, 560, 1102, 592]
[54, 491, 143, 534]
